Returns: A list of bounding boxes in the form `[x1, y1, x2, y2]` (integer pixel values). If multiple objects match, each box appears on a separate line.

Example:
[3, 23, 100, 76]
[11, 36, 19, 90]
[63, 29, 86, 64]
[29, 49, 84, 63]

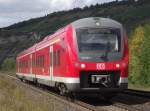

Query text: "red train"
[16, 17, 128, 97]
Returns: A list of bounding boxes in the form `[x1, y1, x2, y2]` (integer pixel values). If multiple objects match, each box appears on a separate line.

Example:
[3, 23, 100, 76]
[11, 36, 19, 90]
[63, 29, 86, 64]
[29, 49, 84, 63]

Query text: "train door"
[50, 46, 53, 85]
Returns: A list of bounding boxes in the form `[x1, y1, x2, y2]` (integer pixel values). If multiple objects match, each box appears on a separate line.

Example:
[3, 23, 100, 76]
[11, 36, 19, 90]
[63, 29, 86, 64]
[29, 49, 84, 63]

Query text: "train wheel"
[33, 78, 37, 85]
[22, 79, 27, 83]
[59, 83, 68, 96]
[54, 82, 59, 92]
[19, 78, 23, 82]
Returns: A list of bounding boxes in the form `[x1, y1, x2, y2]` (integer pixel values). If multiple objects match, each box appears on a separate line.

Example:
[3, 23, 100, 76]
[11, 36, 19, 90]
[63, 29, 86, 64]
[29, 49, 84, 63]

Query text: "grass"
[1, 58, 16, 72]
[0, 74, 53, 111]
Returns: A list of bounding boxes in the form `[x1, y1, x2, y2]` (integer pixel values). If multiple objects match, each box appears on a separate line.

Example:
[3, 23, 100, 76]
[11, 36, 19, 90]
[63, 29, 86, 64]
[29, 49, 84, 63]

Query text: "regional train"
[16, 17, 128, 98]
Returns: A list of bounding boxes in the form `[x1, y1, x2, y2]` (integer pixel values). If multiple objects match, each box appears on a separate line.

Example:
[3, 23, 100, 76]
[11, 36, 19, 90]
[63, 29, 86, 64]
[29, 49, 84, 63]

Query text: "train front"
[67, 17, 128, 93]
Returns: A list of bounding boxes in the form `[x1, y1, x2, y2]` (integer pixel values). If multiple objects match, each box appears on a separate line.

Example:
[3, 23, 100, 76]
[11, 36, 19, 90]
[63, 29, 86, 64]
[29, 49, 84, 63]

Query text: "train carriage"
[16, 17, 128, 96]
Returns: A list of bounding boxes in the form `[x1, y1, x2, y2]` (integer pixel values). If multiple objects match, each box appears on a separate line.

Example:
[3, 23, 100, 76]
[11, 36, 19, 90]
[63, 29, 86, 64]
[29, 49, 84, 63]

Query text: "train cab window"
[57, 49, 60, 66]
[76, 28, 121, 53]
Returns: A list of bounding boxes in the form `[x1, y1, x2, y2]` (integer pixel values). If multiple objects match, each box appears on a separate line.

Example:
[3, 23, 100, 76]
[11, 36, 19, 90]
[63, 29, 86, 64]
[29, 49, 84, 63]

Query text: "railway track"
[124, 89, 150, 99]
[3, 73, 150, 111]
[111, 89, 150, 111]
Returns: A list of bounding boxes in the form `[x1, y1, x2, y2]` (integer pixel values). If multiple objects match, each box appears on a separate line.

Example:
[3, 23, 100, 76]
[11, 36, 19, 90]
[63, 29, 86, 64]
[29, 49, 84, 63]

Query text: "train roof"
[72, 17, 122, 29]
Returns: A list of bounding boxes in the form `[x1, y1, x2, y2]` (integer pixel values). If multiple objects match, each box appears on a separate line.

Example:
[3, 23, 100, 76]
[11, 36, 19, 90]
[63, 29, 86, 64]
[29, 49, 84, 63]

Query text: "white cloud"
[49, 0, 73, 11]
[0, 0, 114, 28]
[0, 0, 17, 4]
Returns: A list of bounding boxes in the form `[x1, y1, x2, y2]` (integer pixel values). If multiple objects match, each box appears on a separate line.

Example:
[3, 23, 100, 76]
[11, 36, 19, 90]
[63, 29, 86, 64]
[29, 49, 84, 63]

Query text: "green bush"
[1, 58, 16, 71]
[129, 24, 150, 86]
[139, 25, 150, 85]
[129, 26, 144, 84]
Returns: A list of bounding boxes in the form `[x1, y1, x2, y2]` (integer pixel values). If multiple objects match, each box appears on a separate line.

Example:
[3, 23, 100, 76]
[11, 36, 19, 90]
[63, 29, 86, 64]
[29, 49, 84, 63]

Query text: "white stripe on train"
[16, 73, 79, 83]
[16, 73, 128, 84]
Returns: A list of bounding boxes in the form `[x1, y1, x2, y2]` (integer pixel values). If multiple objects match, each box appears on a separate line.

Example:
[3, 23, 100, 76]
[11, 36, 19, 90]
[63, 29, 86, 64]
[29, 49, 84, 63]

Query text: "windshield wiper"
[100, 42, 110, 61]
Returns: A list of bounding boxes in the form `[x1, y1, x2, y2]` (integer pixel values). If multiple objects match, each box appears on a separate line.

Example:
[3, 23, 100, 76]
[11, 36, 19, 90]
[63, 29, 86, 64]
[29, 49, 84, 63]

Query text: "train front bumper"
[66, 82, 128, 93]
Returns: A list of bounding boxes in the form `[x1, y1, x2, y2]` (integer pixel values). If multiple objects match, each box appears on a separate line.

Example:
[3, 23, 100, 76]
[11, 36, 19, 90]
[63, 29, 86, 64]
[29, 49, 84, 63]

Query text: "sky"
[0, 0, 114, 28]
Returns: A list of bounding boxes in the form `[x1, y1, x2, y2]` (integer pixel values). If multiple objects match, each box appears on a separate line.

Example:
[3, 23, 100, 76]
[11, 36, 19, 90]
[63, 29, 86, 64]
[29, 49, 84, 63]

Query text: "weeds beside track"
[1, 72, 150, 111]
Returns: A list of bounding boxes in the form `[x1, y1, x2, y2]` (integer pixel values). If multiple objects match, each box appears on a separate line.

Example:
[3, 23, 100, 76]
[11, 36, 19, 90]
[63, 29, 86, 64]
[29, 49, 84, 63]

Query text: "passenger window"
[57, 49, 60, 66]
[41, 55, 44, 67]
[50, 52, 52, 66]
[61, 38, 65, 51]
[36, 57, 39, 67]
[37, 55, 44, 67]
[32, 59, 35, 67]
[54, 51, 56, 66]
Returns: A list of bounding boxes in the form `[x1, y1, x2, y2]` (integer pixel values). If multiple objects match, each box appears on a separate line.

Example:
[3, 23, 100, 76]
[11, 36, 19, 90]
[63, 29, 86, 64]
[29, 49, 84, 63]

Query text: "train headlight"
[81, 64, 86, 68]
[96, 22, 100, 26]
[116, 64, 120, 68]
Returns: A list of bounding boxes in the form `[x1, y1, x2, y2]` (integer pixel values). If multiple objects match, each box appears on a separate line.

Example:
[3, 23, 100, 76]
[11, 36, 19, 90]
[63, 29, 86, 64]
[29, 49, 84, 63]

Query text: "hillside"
[0, 0, 150, 67]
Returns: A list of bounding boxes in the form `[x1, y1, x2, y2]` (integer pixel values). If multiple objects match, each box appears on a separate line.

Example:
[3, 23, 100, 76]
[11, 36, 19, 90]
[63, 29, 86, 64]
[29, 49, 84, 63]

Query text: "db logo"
[97, 63, 105, 70]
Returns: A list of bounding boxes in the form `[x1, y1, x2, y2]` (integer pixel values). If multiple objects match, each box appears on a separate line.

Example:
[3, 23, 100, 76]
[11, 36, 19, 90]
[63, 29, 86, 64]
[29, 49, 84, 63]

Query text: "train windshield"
[76, 28, 121, 55]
